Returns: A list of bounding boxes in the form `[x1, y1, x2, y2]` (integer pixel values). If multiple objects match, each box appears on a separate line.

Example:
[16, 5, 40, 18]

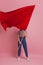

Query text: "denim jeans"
[18, 37, 28, 57]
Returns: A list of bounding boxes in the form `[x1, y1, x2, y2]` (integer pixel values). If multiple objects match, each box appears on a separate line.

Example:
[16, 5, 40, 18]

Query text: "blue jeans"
[18, 37, 28, 57]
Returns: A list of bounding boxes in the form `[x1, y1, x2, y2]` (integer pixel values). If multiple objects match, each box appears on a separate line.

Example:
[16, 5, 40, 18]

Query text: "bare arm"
[18, 32, 21, 44]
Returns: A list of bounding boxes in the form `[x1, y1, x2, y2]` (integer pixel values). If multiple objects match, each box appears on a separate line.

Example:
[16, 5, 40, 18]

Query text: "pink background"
[0, 0, 43, 65]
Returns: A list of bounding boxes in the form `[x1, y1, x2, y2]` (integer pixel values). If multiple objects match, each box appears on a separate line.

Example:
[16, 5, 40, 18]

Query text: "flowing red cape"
[0, 5, 35, 30]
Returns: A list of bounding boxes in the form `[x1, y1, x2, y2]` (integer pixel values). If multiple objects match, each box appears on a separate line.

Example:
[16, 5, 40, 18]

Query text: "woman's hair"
[20, 29, 22, 31]
[20, 29, 26, 31]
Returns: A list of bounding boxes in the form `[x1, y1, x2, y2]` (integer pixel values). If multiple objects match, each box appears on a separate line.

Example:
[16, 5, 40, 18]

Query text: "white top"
[18, 30, 27, 37]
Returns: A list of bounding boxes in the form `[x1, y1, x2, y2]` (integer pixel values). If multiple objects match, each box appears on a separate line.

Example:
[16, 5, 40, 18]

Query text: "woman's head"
[20, 29, 26, 31]
[20, 29, 22, 31]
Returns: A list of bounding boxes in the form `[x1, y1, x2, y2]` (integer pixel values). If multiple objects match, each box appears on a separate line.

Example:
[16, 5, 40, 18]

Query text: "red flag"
[0, 5, 35, 30]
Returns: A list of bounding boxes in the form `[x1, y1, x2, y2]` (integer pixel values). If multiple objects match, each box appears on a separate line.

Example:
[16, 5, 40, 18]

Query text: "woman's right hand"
[19, 41, 21, 44]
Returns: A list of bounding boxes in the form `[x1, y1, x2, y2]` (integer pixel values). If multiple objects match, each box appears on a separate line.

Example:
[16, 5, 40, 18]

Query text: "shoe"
[18, 57, 20, 61]
[26, 57, 29, 61]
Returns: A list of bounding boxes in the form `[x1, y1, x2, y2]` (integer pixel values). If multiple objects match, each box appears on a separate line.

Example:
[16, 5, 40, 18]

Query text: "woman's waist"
[19, 36, 26, 39]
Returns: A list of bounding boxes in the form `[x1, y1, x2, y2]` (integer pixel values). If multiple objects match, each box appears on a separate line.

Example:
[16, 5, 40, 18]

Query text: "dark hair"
[20, 29, 22, 31]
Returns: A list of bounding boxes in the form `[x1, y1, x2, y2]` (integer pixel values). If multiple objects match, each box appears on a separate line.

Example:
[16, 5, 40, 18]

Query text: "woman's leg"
[22, 38, 28, 57]
[18, 42, 22, 57]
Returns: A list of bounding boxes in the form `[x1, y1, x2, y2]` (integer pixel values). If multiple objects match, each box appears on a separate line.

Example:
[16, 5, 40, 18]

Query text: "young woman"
[18, 29, 29, 60]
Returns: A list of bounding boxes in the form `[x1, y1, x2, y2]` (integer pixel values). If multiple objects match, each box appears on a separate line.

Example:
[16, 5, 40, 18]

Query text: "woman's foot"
[18, 57, 20, 61]
[26, 57, 29, 61]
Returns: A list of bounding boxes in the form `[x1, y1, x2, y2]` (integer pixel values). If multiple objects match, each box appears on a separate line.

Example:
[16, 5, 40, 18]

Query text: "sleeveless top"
[18, 30, 27, 38]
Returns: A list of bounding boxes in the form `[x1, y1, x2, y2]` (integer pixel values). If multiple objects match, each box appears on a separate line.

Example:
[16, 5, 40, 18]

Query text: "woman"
[18, 29, 29, 60]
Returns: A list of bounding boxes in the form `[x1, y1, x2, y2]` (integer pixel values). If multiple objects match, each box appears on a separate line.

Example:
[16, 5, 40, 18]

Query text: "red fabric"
[0, 5, 35, 30]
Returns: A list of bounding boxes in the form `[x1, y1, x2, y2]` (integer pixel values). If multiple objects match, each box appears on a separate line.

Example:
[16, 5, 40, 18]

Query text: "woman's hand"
[19, 41, 21, 44]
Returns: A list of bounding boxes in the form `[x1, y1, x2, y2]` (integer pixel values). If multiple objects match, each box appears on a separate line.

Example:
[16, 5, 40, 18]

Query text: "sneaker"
[26, 57, 29, 61]
[18, 57, 20, 61]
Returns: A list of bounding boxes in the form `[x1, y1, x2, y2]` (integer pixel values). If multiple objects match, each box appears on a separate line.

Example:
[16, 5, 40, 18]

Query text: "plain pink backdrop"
[0, 0, 43, 57]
